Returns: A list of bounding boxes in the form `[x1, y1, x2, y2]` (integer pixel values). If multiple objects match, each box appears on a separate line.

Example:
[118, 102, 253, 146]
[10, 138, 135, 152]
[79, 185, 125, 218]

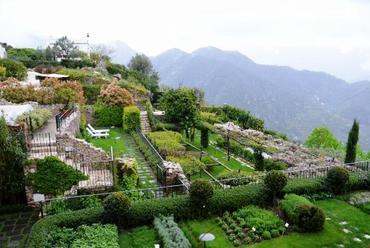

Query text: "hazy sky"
[1, 0, 370, 81]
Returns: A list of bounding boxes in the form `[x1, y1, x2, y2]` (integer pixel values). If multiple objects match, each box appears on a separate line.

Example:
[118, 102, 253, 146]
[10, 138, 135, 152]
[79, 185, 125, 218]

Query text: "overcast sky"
[1, 0, 370, 81]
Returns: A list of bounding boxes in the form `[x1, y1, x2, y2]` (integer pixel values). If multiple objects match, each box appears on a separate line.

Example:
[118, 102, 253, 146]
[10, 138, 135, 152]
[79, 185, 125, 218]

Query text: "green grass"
[184, 130, 254, 176]
[178, 199, 370, 248]
[251, 199, 370, 248]
[89, 127, 127, 157]
[119, 226, 159, 248]
[181, 218, 233, 248]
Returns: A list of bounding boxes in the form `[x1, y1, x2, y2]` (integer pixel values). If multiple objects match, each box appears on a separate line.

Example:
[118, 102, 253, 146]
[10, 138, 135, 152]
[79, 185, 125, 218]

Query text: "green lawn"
[251, 199, 370, 248]
[89, 127, 127, 158]
[119, 226, 159, 248]
[181, 218, 233, 248]
[184, 130, 254, 176]
[179, 199, 370, 248]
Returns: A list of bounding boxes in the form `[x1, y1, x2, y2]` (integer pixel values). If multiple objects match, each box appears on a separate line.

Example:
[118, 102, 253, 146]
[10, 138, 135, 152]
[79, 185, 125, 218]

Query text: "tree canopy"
[305, 127, 343, 150]
[0, 117, 27, 205]
[159, 88, 200, 136]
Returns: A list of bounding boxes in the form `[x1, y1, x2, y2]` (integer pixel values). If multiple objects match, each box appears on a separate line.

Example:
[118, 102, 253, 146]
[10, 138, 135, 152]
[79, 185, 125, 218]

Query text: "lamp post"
[199, 233, 215, 248]
[33, 193, 45, 218]
[224, 122, 234, 161]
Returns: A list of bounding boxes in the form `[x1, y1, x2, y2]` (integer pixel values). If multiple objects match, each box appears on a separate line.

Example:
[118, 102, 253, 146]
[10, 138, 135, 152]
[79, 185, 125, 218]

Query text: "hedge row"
[27, 173, 369, 247]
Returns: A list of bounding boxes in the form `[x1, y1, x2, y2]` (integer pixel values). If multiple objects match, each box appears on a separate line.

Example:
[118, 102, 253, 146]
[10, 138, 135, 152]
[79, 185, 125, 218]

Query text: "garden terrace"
[214, 122, 342, 169]
[26, 172, 370, 248]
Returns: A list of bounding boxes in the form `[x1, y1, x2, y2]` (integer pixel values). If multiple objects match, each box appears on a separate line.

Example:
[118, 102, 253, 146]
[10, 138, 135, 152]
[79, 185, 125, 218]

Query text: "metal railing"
[56, 106, 76, 132]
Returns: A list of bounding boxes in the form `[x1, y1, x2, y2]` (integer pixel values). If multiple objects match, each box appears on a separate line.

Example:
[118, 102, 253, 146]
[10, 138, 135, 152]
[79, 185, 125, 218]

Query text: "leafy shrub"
[26, 156, 88, 196]
[167, 155, 205, 176]
[61, 59, 96, 69]
[99, 82, 134, 107]
[103, 192, 130, 224]
[0, 58, 27, 80]
[264, 129, 288, 140]
[154, 215, 191, 248]
[123, 106, 140, 132]
[94, 100, 122, 127]
[147, 131, 186, 157]
[189, 179, 214, 208]
[326, 166, 349, 195]
[106, 62, 128, 77]
[280, 194, 325, 232]
[46, 224, 118, 248]
[271, 229, 280, 238]
[262, 230, 271, 239]
[235, 206, 284, 236]
[200, 111, 222, 124]
[264, 159, 288, 171]
[57, 68, 95, 82]
[28, 208, 103, 247]
[83, 83, 101, 104]
[16, 108, 51, 130]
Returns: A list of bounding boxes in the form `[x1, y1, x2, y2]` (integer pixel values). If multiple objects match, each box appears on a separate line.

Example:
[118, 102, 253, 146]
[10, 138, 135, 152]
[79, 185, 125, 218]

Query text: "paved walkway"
[122, 134, 162, 197]
[0, 211, 39, 247]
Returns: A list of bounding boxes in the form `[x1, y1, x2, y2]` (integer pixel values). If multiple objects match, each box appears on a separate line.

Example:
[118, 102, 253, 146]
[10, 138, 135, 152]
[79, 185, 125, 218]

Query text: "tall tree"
[128, 54, 159, 92]
[345, 119, 359, 163]
[53, 36, 78, 59]
[0, 117, 27, 205]
[305, 127, 343, 150]
[159, 88, 200, 137]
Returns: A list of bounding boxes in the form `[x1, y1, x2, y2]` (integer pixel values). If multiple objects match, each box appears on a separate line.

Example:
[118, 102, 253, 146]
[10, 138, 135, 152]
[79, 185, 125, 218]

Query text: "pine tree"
[345, 119, 359, 164]
[200, 128, 209, 148]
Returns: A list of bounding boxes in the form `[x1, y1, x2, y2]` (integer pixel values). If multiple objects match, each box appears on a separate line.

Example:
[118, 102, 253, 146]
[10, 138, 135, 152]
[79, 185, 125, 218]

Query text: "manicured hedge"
[27, 208, 103, 248]
[93, 101, 122, 127]
[123, 106, 140, 132]
[280, 194, 325, 232]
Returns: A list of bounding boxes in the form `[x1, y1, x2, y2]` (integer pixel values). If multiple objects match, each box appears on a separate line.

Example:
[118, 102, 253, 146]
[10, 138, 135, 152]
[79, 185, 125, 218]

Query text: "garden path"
[121, 133, 162, 197]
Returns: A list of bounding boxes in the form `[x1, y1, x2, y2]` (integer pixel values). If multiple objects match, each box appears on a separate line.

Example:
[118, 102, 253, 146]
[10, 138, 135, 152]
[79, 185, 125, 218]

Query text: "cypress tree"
[200, 128, 209, 148]
[345, 119, 359, 163]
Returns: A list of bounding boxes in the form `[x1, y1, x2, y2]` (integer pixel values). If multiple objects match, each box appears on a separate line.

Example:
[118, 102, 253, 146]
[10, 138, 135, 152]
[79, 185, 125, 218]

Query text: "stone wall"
[56, 134, 110, 163]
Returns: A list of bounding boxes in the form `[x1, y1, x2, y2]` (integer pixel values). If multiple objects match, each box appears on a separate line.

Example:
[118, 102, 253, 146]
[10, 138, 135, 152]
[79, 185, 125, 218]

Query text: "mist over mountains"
[151, 46, 370, 149]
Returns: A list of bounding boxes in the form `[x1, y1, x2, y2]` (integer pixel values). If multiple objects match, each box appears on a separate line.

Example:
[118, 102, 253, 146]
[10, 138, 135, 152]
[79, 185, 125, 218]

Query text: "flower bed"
[216, 206, 285, 246]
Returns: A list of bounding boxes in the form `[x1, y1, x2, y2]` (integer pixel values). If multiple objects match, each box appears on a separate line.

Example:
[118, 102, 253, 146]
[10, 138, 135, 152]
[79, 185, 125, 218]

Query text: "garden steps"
[140, 111, 152, 133]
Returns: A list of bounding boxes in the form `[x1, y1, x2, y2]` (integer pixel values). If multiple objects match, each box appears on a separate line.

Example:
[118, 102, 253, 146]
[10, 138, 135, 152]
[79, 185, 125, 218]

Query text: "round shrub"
[189, 179, 214, 207]
[296, 205, 325, 232]
[326, 166, 349, 195]
[262, 230, 272, 240]
[271, 229, 280, 238]
[264, 170, 287, 205]
[103, 192, 130, 224]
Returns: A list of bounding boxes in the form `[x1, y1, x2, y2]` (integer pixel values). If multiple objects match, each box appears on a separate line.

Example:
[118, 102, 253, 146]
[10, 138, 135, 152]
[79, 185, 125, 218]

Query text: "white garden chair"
[87, 124, 110, 135]
[86, 126, 109, 138]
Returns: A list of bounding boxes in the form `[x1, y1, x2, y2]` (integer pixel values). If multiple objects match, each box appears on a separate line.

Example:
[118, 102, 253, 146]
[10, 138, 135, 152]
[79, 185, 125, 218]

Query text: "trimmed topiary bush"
[326, 166, 349, 195]
[264, 170, 287, 205]
[189, 179, 214, 209]
[280, 194, 325, 232]
[103, 192, 131, 224]
[296, 204, 325, 232]
[122, 106, 140, 132]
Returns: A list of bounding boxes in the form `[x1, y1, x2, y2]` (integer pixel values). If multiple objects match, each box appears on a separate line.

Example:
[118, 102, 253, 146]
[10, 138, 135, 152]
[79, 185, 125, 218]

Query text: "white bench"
[86, 127, 109, 138]
[88, 124, 110, 134]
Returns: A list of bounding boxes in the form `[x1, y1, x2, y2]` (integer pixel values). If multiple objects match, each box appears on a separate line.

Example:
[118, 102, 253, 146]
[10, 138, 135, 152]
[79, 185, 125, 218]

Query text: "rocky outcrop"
[215, 122, 341, 169]
[163, 160, 190, 189]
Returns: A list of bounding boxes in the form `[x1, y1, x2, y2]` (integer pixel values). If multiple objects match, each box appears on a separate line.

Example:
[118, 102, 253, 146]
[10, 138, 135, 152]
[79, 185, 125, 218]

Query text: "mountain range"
[151, 47, 370, 150]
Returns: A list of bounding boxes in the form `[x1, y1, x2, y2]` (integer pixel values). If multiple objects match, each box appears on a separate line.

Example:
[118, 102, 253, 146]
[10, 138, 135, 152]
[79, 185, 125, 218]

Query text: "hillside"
[152, 47, 370, 149]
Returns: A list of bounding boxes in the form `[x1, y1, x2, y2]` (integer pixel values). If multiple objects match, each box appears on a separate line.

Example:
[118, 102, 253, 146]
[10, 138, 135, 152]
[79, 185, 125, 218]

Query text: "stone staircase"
[140, 111, 152, 133]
